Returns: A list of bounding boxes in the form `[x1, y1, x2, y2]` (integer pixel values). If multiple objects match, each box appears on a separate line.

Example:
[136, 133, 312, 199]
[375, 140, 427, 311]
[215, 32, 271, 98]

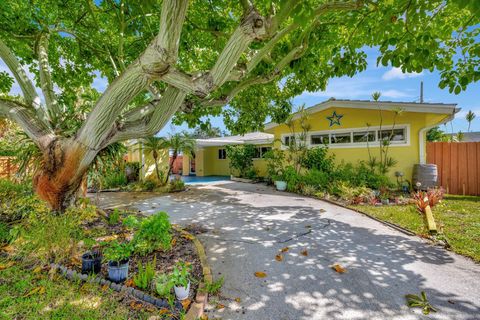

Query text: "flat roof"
[264, 98, 459, 130]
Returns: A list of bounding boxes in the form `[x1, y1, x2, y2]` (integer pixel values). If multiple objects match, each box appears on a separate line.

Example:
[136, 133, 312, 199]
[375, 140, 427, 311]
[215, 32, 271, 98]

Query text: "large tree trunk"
[33, 139, 91, 212]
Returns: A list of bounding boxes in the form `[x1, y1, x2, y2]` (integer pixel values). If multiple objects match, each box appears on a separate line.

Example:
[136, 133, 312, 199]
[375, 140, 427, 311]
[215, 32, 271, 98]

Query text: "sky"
[1, 46, 479, 136]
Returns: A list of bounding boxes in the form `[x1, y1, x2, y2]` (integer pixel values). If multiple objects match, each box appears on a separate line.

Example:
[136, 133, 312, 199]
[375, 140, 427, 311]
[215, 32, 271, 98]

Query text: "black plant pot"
[81, 251, 102, 274]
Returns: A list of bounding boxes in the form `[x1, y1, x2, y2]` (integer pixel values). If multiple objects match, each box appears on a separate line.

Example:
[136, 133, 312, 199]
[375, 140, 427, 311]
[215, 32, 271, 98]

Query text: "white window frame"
[280, 124, 410, 149]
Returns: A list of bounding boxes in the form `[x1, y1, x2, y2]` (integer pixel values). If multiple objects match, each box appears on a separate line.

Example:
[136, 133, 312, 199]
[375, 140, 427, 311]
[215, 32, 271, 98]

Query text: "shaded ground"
[95, 182, 480, 320]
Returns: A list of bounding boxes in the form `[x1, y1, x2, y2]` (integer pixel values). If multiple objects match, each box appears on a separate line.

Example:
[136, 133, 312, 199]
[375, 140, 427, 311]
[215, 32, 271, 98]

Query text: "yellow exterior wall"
[125, 142, 169, 181]
[265, 106, 449, 181]
[193, 145, 270, 177]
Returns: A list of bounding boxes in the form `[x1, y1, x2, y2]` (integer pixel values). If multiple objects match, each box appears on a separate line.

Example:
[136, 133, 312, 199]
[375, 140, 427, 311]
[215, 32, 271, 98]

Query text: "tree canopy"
[0, 0, 479, 210]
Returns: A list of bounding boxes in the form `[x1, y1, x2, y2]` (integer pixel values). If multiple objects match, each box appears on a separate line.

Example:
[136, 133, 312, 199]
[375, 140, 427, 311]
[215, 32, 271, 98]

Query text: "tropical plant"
[160, 132, 196, 182]
[284, 106, 311, 173]
[426, 127, 448, 142]
[155, 273, 174, 298]
[1, 1, 479, 211]
[170, 261, 192, 288]
[168, 177, 186, 192]
[102, 241, 132, 263]
[133, 211, 172, 255]
[225, 144, 257, 178]
[122, 215, 140, 229]
[405, 291, 437, 315]
[133, 257, 157, 290]
[466, 110, 476, 132]
[301, 146, 335, 174]
[140, 137, 166, 182]
[108, 209, 121, 225]
[264, 148, 285, 183]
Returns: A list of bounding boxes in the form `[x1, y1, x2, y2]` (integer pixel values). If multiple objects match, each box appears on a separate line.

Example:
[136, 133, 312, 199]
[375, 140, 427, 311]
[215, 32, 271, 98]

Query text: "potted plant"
[170, 262, 192, 300]
[81, 250, 102, 274]
[103, 241, 132, 283]
[155, 273, 174, 297]
[273, 170, 287, 191]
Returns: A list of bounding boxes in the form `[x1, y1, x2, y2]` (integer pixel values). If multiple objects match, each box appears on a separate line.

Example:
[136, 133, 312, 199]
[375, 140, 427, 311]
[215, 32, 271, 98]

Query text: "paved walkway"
[95, 181, 480, 320]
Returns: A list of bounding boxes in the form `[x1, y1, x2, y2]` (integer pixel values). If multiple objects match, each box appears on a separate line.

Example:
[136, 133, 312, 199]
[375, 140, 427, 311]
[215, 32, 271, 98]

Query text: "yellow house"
[128, 99, 458, 183]
[263, 99, 458, 180]
[182, 132, 274, 177]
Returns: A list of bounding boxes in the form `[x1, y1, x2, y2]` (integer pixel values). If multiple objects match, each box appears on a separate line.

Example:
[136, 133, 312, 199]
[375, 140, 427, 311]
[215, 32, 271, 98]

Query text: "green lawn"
[351, 195, 480, 263]
[0, 258, 157, 320]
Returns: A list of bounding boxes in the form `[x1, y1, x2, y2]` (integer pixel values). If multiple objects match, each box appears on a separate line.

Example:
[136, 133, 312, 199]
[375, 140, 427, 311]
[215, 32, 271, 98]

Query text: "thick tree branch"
[77, 0, 189, 150]
[155, 0, 189, 63]
[0, 98, 54, 149]
[110, 86, 186, 142]
[37, 33, 60, 116]
[0, 39, 49, 124]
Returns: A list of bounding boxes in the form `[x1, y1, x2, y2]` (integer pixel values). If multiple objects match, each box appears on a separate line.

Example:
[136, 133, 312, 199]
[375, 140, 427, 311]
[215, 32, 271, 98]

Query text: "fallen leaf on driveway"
[300, 249, 308, 256]
[254, 271, 267, 278]
[331, 263, 346, 273]
[280, 247, 289, 253]
[181, 299, 191, 309]
[200, 315, 208, 320]
[234, 297, 241, 303]
[215, 303, 225, 309]
[275, 254, 283, 262]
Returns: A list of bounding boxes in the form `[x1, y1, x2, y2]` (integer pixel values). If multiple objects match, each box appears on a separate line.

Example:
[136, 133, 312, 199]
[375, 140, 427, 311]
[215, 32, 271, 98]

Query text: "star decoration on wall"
[327, 111, 343, 127]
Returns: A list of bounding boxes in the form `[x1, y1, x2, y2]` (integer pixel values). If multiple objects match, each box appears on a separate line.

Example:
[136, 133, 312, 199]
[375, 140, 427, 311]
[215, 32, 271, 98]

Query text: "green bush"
[102, 240, 132, 263]
[133, 211, 172, 255]
[299, 169, 330, 190]
[123, 215, 140, 229]
[283, 166, 301, 192]
[102, 170, 128, 189]
[0, 179, 49, 223]
[133, 257, 156, 290]
[168, 178, 185, 192]
[301, 147, 335, 174]
[226, 144, 256, 178]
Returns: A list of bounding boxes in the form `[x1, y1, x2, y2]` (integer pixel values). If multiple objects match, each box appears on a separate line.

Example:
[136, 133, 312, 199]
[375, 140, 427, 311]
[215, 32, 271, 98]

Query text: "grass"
[0, 258, 156, 320]
[351, 195, 480, 263]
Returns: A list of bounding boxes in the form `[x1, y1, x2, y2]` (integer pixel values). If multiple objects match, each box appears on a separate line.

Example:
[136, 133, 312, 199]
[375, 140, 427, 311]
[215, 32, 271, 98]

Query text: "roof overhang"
[264, 100, 459, 130]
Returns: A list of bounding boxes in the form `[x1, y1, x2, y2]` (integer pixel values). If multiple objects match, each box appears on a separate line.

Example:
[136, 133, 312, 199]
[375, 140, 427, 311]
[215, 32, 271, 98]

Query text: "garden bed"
[64, 209, 203, 316]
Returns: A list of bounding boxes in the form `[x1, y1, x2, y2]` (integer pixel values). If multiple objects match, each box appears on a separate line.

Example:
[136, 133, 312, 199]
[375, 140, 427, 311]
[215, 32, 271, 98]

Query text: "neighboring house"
[446, 132, 480, 142]
[128, 98, 459, 182]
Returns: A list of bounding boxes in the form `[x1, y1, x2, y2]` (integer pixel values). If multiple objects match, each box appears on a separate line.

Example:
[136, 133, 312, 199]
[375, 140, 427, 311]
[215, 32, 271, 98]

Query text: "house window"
[284, 135, 295, 146]
[218, 149, 227, 159]
[254, 146, 272, 159]
[378, 128, 406, 142]
[353, 131, 376, 143]
[311, 134, 329, 145]
[330, 132, 351, 144]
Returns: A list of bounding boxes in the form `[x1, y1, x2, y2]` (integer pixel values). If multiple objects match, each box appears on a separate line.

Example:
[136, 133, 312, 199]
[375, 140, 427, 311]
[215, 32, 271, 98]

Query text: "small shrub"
[283, 166, 300, 192]
[102, 241, 132, 263]
[133, 256, 156, 290]
[102, 170, 128, 189]
[300, 169, 330, 190]
[226, 144, 256, 178]
[123, 215, 140, 229]
[201, 276, 224, 295]
[170, 261, 191, 287]
[133, 211, 172, 255]
[168, 178, 185, 192]
[141, 180, 159, 191]
[334, 181, 372, 203]
[299, 184, 317, 196]
[301, 146, 335, 174]
[108, 209, 121, 225]
[155, 273, 174, 297]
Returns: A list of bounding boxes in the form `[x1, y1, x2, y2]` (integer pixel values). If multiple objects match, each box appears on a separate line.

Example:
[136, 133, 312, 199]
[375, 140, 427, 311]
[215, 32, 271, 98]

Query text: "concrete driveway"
[95, 181, 480, 320]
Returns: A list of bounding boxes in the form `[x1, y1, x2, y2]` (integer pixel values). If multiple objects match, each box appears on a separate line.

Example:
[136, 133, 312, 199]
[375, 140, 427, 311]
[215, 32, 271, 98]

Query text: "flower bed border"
[50, 226, 210, 319]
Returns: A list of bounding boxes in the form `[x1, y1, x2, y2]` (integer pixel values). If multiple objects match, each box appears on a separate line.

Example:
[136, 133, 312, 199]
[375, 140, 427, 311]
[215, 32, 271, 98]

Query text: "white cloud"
[303, 76, 413, 100]
[382, 67, 423, 81]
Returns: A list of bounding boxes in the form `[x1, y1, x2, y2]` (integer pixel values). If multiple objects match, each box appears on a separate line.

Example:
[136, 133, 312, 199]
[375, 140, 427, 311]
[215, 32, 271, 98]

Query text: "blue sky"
[159, 48, 480, 136]
[1, 47, 479, 136]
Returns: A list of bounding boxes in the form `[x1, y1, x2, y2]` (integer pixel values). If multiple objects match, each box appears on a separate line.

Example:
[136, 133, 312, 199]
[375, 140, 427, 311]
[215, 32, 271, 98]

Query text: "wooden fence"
[426, 142, 480, 195]
[0, 156, 17, 180]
